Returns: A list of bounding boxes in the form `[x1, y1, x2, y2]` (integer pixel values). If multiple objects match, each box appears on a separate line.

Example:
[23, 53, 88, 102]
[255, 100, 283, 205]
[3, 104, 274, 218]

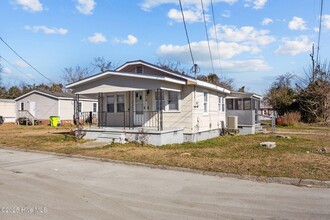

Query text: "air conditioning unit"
[227, 116, 238, 129]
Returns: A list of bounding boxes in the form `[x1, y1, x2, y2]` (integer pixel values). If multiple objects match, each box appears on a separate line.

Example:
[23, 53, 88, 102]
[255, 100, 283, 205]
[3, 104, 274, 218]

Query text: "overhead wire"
[200, 0, 215, 74]
[0, 36, 54, 84]
[0, 55, 39, 84]
[210, 0, 222, 74]
[178, 0, 195, 67]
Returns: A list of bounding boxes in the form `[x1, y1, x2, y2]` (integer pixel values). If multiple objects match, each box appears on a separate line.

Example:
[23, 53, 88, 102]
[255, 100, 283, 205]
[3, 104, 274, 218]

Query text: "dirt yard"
[0, 123, 329, 180]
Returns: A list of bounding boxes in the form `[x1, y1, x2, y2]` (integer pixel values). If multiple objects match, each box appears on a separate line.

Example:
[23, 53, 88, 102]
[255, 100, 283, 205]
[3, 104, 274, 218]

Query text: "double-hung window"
[93, 103, 97, 113]
[203, 92, 208, 113]
[168, 91, 179, 111]
[107, 95, 114, 113]
[117, 95, 125, 112]
[218, 95, 225, 112]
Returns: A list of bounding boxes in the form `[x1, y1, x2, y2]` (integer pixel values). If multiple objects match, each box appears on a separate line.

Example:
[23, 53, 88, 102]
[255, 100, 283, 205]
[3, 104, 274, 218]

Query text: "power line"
[210, 0, 222, 74]
[0, 55, 39, 84]
[316, 0, 324, 66]
[0, 36, 54, 83]
[178, 0, 195, 68]
[201, 0, 215, 74]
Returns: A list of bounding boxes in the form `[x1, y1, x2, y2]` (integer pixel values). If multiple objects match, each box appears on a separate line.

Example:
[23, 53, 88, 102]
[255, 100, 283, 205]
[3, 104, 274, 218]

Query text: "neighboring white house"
[67, 60, 231, 145]
[0, 99, 16, 123]
[15, 90, 98, 124]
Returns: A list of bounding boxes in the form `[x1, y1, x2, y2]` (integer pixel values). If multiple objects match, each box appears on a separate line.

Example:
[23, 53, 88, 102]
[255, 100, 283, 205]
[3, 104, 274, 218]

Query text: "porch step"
[97, 132, 126, 144]
[255, 124, 267, 134]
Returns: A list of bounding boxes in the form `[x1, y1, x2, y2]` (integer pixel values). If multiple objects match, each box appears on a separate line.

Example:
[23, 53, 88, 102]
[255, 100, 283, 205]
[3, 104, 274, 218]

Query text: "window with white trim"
[107, 95, 114, 113]
[218, 95, 225, 112]
[117, 95, 125, 112]
[203, 91, 208, 113]
[168, 91, 179, 111]
[20, 102, 24, 111]
[93, 103, 97, 112]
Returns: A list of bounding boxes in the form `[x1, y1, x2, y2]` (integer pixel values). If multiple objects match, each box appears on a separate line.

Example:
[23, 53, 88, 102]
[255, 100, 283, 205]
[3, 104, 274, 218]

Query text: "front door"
[134, 91, 145, 126]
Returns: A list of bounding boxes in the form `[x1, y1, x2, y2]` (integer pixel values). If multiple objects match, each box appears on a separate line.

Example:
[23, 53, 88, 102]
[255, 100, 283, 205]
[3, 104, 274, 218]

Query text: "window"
[243, 98, 251, 110]
[107, 96, 114, 113]
[117, 95, 125, 112]
[78, 102, 82, 112]
[218, 95, 225, 112]
[155, 90, 165, 111]
[93, 103, 97, 113]
[226, 99, 233, 110]
[20, 102, 24, 111]
[203, 92, 208, 113]
[234, 99, 243, 110]
[168, 91, 179, 111]
[136, 66, 143, 73]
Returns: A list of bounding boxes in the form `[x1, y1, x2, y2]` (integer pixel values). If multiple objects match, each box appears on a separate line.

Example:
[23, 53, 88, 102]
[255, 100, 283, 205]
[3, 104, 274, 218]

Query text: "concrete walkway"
[0, 148, 329, 219]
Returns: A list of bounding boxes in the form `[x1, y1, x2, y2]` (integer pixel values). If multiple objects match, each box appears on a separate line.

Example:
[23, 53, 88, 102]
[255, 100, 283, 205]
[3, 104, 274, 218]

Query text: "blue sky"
[0, 0, 329, 94]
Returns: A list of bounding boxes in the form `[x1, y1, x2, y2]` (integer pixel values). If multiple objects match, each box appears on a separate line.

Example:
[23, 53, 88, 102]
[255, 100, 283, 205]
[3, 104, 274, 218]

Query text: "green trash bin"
[50, 116, 60, 127]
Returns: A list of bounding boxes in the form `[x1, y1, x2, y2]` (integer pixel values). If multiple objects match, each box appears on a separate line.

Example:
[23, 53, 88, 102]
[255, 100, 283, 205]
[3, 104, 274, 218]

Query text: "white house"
[0, 99, 16, 123]
[15, 90, 97, 124]
[67, 60, 231, 145]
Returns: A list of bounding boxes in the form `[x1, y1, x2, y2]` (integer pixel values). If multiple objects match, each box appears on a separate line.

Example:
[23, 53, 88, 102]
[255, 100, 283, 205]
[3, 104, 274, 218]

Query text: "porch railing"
[98, 111, 160, 129]
[74, 112, 98, 125]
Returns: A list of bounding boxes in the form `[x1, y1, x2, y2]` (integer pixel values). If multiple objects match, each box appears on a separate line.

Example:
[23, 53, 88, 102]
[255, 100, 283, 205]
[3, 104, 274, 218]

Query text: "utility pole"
[310, 44, 316, 83]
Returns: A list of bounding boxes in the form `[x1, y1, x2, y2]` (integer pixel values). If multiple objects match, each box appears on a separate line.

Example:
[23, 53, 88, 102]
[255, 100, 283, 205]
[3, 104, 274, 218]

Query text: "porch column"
[74, 94, 80, 125]
[157, 88, 163, 131]
[97, 92, 103, 128]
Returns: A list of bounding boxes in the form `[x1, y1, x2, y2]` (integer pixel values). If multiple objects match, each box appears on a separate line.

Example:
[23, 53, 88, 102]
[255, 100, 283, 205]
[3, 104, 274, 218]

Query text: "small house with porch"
[67, 60, 230, 145]
[15, 90, 97, 124]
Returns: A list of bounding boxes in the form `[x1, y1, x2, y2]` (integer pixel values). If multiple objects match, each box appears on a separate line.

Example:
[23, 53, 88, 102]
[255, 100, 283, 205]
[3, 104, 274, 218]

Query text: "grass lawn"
[0, 123, 329, 180]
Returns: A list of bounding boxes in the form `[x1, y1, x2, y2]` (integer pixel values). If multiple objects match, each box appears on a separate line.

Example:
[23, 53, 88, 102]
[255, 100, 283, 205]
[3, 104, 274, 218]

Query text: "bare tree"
[296, 61, 330, 123]
[157, 59, 188, 75]
[63, 66, 91, 84]
[197, 73, 234, 90]
[91, 56, 113, 72]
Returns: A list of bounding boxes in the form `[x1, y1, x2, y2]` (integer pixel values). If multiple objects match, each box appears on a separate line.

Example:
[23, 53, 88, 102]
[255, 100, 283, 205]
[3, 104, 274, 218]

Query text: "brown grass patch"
[0, 123, 329, 180]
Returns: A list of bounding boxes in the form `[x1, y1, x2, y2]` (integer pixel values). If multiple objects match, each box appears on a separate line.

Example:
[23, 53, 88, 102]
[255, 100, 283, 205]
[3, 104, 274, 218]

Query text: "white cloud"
[140, 0, 237, 11]
[244, 0, 267, 10]
[210, 25, 276, 45]
[221, 10, 231, 18]
[157, 40, 259, 61]
[13, 0, 43, 12]
[24, 25, 68, 35]
[157, 41, 270, 72]
[76, 0, 96, 15]
[253, 0, 267, 9]
[275, 35, 312, 56]
[2, 67, 12, 75]
[167, 8, 207, 23]
[288, 17, 307, 30]
[114, 35, 138, 45]
[14, 60, 29, 68]
[322, 14, 330, 30]
[87, 33, 107, 43]
[261, 18, 273, 26]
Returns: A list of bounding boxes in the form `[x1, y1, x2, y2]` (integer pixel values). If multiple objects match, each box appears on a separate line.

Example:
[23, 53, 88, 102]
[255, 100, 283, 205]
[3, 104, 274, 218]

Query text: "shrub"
[282, 112, 301, 126]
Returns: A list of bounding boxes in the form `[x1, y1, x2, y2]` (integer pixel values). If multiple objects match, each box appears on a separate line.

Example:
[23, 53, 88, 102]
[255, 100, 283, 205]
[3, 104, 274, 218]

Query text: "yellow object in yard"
[50, 116, 60, 127]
